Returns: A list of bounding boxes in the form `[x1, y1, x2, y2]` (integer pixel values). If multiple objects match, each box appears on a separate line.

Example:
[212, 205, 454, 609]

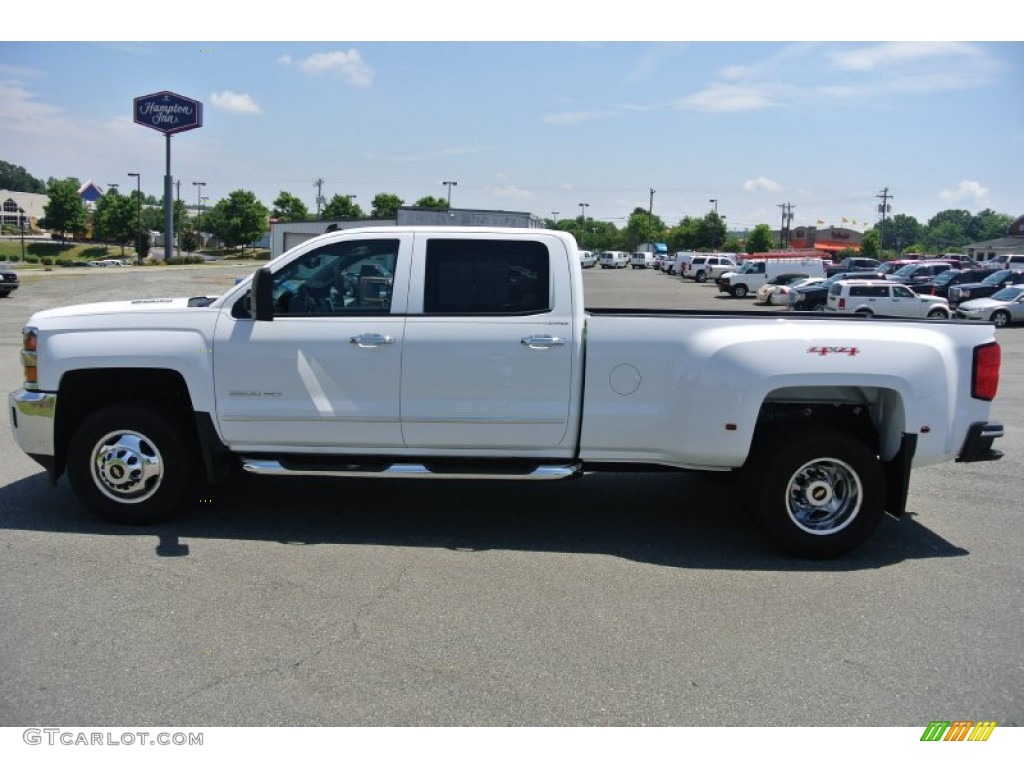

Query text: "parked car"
[824, 257, 882, 277]
[631, 251, 657, 269]
[913, 267, 1000, 298]
[654, 253, 674, 271]
[0, 267, 19, 298]
[599, 251, 630, 269]
[982, 254, 1024, 270]
[885, 260, 958, 286]
[955, 285, 1024, 327]
[682, 254, 737, 283]
[719, 257, 826, 298]
[579, 250, 596, 269]
[826, 280, 951, 319]
[789, 271, 886, 312]
[755, 273, 811, 305]
[667, 251, 699, 276]
[948, 270, 1024, 309]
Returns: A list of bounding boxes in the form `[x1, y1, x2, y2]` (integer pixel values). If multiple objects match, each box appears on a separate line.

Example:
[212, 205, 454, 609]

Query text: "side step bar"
[241, 458, 583, 481]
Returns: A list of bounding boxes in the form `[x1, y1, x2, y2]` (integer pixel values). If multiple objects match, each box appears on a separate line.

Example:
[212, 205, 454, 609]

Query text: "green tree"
[876, 213, 922, 254]
[371, 193, 404, 219]
[698, 212, 728, 251]
[207, 189, 269, 248]
[623, 207, 666, 251]
[321, 194, 363, 219]
[92, 189, 137, 255]
[0, 160, 46, 193]
[414, 195, 449, 209]
[860, 229, 881, 258]
[39, 178, 87, 243]
[745, 224, 775, 254]
[970, 209, 1013, 242]
[272, 191, 310, 222]
[668, 217, 701, 251]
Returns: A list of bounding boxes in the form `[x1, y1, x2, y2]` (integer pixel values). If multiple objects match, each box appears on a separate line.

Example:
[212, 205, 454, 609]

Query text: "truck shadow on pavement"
[0, 468, 967, 571]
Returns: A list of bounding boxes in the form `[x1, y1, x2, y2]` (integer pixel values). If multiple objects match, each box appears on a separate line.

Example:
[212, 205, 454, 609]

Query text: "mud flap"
[882, 433, 917, 518]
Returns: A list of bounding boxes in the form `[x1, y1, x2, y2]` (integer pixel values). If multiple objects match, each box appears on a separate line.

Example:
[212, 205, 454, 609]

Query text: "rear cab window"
[421, 238, 552, 315]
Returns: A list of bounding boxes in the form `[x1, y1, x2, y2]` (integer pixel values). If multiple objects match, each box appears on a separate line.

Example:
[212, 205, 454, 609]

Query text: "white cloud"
[211, 90, 263, 114]
[831, 42, 978, 72]
[485, 184, 532, 200]
[675, 84, 776, 113]
[940, 180, 989, 205]
[282, 49, 375, 87]
[743, 177, 783, 193]
[542, 110, 616, 125]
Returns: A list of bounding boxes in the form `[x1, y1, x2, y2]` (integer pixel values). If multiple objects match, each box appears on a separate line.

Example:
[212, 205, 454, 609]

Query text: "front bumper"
[8, 390, 57, 475]
[956, 421, 1004, 463]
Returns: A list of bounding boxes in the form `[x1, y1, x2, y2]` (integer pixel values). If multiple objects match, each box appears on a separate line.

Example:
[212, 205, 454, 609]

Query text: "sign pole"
[164, 135, 173, 261]
[133, 90, 202, 262]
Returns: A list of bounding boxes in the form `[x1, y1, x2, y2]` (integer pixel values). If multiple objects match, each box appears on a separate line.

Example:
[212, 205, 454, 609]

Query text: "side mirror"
[252, 267, 274, 321]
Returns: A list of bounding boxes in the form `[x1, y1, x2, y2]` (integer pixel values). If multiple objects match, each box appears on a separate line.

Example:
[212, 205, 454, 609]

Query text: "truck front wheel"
[731, 284, 748, 298]
[747, 428, 885, 558]
[67, 405, 193, 524]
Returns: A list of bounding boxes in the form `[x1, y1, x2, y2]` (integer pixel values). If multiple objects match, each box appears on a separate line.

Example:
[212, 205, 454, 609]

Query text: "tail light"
[972, 342, 1001, 401]
[838, 297, 846, 309]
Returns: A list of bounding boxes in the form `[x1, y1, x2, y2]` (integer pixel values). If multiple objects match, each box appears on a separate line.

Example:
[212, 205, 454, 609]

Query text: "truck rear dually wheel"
[747, 428, 885, 558]
[67, 405, 193, 525]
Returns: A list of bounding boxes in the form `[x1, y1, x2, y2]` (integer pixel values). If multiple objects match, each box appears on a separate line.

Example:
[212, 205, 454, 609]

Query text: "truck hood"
[29, 296, 217, 321]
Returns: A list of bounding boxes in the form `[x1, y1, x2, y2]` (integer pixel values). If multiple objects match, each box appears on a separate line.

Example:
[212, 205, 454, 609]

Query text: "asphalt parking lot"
[0, 262, 1021, 727]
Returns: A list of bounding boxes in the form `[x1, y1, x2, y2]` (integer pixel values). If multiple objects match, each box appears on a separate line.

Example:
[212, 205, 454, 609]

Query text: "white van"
[631, 251, 657, 269]
[718, 257, 827, 298]
[599, 251, 630, 269]
[579, 250, 597, 268]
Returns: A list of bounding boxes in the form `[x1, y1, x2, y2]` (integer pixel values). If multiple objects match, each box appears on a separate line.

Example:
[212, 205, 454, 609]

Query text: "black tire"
[812, 302, 825, 312]
[67, 405, 194, 525]
[856, 308, 873, 317]
[0, 290, 10, 298]
[732, 284, 748, 298]
[695, 270, 707, 283]
[927, 308, 949, 319]
[746, 427, 885, 558]
[991, 310, 1011, 328]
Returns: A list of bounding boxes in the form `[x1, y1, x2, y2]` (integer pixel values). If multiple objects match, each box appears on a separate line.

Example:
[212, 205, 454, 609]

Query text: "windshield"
[982, 270, 1013, 285]
[933, 270, 961, 285]
[893, 264, 919, 276]
[990, 286, 1024, 301]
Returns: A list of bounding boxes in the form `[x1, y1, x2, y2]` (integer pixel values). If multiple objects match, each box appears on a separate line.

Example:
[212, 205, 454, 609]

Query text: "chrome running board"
[241, 458, 583, 481]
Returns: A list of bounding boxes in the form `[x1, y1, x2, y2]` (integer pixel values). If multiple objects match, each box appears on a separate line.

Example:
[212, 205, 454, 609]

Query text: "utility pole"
[579, 202, 589, 248]
[313, 178, 324, 219]
[551, 211, 559, 227]
[778, 203, 794, 249]
[876, 187, 893, 253]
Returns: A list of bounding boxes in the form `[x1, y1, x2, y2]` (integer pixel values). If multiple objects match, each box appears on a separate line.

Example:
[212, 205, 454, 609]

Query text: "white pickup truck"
[9, 227, 1005, 557]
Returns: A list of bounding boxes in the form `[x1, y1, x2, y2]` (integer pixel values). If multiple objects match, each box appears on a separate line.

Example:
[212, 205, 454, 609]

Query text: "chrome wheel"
[90, 429, 164, 504]
[784, 457, 862, 535]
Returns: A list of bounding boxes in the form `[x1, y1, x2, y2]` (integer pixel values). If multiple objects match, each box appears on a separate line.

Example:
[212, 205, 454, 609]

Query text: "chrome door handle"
[521, 335, 566, 349]
[350, 333, 396, 347]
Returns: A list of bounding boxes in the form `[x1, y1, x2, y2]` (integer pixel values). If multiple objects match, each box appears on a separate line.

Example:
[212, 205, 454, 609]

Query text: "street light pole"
[579, 202, 589, 248]
[127, 172, 141, 264]
[17, 207, 26, 261]
[192, 181, 206, 252]
[442, 180, 457, 209]
[709, 199, 718, 250]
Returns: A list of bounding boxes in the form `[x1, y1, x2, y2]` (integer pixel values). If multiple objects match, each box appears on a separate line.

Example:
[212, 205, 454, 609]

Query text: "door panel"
[213, 234, 411, 451]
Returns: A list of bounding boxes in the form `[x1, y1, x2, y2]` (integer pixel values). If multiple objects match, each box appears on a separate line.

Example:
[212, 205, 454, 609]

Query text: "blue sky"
[3, 7, 1022, 233]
